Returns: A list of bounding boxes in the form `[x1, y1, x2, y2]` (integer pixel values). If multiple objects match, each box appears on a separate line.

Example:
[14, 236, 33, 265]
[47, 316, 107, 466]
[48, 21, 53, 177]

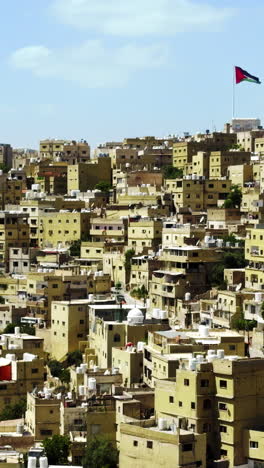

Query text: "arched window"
[114, 333, 121, 343]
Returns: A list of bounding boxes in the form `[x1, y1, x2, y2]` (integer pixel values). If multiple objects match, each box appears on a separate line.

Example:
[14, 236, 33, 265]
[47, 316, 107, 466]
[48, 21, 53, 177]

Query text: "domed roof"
[127, 307, 143, 318]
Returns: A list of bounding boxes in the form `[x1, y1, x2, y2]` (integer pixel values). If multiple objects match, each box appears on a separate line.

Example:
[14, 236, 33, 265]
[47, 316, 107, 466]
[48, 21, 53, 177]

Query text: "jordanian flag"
[235, 66, 261, 84]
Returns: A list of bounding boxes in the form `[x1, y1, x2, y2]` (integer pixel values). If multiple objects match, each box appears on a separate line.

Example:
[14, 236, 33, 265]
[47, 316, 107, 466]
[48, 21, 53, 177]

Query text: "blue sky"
[1, 0, 264, 149]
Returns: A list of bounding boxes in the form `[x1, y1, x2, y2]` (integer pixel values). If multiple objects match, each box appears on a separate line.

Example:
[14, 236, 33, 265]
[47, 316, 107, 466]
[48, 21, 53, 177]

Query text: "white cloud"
[52, 0, 234, 36]
[9, 40, 169, 88]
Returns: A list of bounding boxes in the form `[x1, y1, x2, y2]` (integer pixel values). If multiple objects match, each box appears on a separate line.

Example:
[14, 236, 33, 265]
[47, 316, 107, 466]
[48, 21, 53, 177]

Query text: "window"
[108, 325, 113, 331]
[80, 320, 84, 324]
[182, 444, 193, 452]
[40, 430, 52, 436]
[203, 423, 211, 433]
[200, 379, 209, 387]
[179, 401, 182, 407]
[219, 403, 227, 411]
[250, 441, 259, 448]
[221, 449, 227, 456]
[114, 333, 120, 343]
[184, 379, 189, 386]
[203, 399, 211, 409]
[52, 284, 58, 289]
[133, 441, 138, 447]
[31, 368, 38, 374]
[229, 345, 236, 351]
[191, 402, 196, 409]
[169, 396, 174, 403]
[147, 441, 153, 449]
[220, 380, 227, 389]
[220, 425, 227, 433]
[77, 333, 83, 338]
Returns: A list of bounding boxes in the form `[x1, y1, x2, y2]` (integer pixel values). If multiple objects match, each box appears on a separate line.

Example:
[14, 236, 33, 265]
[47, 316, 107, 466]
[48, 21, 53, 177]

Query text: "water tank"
[88, 377, 97, 391]
[152, 308, 160, 319]
[158, 418, 168, 431]
[159, 310, 168, 320]
[185, 292, 191, 301]
[226, 242, 230, 247]
[255, 292, 262, 302]
[76, 366, 83, 374]
[196, 355, 204, 363]
[67, 392, 72, 399]
[216, 239, 224, 248]
[88, 294, 94, 302]
[207, 355, 216, 363]
[0, 170, 3, 176]
[189, 358, 198, 371]
[137, 341, 145, 352]
[93, 365, 100, 373]
[112, 367, 119, 375]
[207, 350, 216, 357]
[6, 354, 16, 361]
[79, 385, 86, 396]
[199, 325, 209, 337]
[39, 457, 48, 468]
[28, 457, 37, 468]
[104, 369, 110, 375]
[217, 349, 225, 359]
[80, 363, 87, 372]
[204, 236, 210, 244]
[16, 422, 23, 434]
[15, 326, 20, 335]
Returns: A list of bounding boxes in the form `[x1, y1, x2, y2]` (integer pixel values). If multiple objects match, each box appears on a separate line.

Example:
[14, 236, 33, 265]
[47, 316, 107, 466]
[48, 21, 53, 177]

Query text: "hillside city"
[0, 117, 264, 468]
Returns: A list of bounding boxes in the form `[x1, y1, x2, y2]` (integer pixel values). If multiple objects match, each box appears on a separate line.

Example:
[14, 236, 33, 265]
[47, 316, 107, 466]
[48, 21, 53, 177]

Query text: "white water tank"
[137, 341, 145, 352]
[207, 355, 216, 363]
[76, 366, 83, 374]
[185, 292, 191, 301]
[39, 457, 48, 468]
[93, 365, 100, 373]
[6, 353, 16, 361]
[104, 369, 110, 375]
[112, 367, 119, 375]
[158, 418, 168, 431]
[88, 294, 94, 302]
[14, 326, 20, 335]
[80, 363, 87, 372]
[204, 236, 210, 244]
[79, 385, 86, 396]
[88, 377, 97, 391]
[199, 325, 209, 337]
[28, 457, 37, 468]
[196, 355, 204, 363]
[255, 292, 262, 302]
[217, 239, 224, 248]
[217, 349, 225, 359]
[207, 349, 216, 357]
[189, 358, 198, 371]
[67, 392, 72, 399]
[16, 422, 23, 434]
[159, 310, 168, 320]
[152, 308, 160, 319]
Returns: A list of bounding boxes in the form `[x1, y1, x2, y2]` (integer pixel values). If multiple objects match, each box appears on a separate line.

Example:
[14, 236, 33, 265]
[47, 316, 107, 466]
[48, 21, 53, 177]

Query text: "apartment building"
[127, 219, 162, 254]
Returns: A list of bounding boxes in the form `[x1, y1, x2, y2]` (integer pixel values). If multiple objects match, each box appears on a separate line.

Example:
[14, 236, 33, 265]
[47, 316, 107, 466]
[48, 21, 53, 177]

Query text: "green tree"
[210, 250, 246, 288]
[0, 398, 26, 420]
[43, 435, 71, 465]
[162, 165, 183, 179]
[3, 323, 15, 333]
[67, 350, 83, 367]
[231, 313, 257, 331]
[48, 360, 63, 378]
[223, 185, 242, 209]
[70, 239, 81, 257]
[59, 369, 71, 384]
[94, 181, 112, 192]
[82, 437, 118, 468]
[0, 163, 10, 173]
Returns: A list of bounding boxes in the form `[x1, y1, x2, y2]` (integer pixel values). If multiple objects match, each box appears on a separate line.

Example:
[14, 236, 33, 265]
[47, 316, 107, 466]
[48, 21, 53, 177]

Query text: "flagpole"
[233, 66, 235, 118]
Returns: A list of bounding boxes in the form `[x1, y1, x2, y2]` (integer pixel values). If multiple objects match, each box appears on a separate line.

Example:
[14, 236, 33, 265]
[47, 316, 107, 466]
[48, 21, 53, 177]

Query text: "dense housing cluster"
[1, 118, 264, 467]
